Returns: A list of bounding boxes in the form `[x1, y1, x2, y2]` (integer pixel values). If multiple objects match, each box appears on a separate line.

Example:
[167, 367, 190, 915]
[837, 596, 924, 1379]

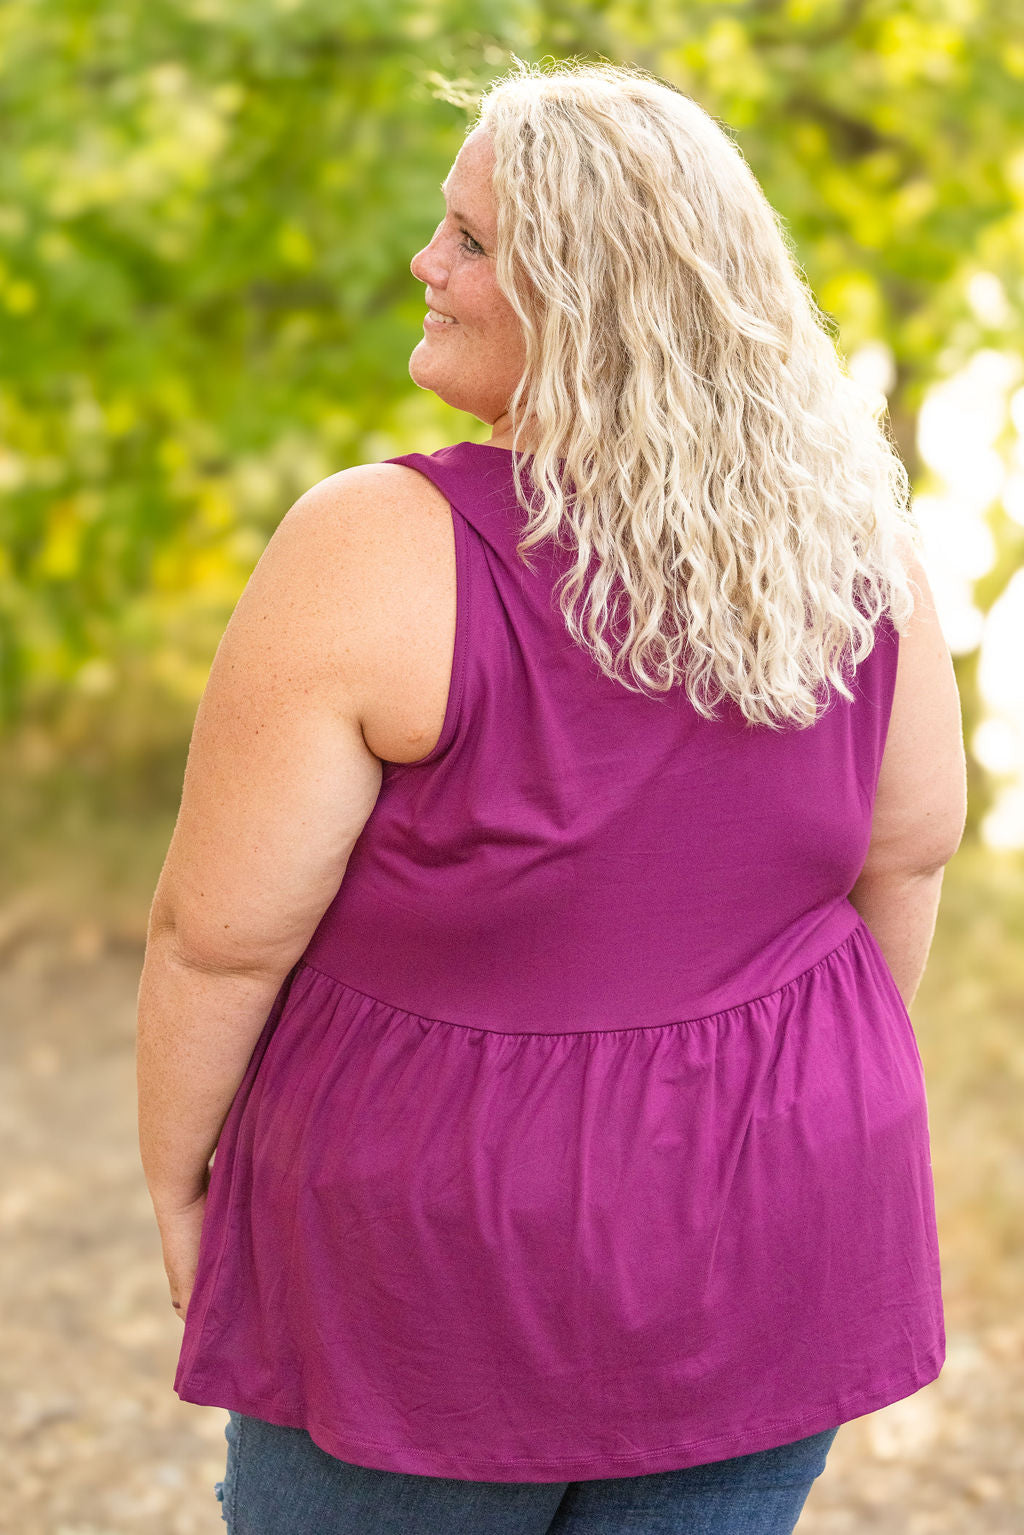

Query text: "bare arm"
[848, 541, 967, 1010]
[136, 466, 407, 1216]
[848, 866, 946, 1013]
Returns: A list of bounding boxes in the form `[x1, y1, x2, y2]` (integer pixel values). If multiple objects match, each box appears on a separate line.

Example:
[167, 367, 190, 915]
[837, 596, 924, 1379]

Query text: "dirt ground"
[2, 892, 1022, 1534]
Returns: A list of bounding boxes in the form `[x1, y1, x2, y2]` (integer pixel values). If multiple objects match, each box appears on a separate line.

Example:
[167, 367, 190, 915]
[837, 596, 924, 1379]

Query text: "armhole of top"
[383, 461, 473, 772]
[875, 606, 901, 787]
[865, 606, 901, 802]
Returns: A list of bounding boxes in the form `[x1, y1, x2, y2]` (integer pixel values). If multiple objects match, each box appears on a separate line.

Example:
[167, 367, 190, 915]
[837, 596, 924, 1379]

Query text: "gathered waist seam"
[296, 919, 869, 1039]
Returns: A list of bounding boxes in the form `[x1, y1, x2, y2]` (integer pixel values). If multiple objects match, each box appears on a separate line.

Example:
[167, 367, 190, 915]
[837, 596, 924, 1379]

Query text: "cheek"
[478, 290, 523, 347]
[456, 272, 509, 326]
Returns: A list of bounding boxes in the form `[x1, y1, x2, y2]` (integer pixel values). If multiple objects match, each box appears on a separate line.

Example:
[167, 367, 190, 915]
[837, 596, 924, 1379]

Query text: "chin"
[408, 347, 436, 387]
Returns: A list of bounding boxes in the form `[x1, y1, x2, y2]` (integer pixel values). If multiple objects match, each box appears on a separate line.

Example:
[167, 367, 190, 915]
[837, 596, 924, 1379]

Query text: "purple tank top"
[174, 441, 944, 1481]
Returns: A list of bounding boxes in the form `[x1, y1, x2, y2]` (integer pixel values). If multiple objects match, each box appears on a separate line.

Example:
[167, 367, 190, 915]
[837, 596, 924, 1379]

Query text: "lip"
[424, 308, 459, 329]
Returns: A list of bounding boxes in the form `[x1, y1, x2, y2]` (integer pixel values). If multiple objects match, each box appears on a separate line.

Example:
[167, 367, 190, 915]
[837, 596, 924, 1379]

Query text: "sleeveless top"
[173, 441, 944, 1482]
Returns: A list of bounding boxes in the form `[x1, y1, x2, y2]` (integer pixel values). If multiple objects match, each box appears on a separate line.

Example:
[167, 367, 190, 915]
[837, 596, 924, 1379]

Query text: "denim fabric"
[214, 1410, 839, 1534]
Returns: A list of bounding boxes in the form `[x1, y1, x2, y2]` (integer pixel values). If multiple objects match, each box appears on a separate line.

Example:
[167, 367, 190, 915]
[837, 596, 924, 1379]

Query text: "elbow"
[144, 901, 271, 980]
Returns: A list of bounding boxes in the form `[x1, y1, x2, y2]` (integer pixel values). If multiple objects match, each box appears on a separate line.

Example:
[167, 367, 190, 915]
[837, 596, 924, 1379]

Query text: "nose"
[410, 222, 447, 287]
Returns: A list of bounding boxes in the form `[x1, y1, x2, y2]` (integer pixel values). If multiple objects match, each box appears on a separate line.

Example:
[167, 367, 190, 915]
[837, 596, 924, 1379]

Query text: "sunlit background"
[2, 6, 1022, 1534]
[890, 335, 1024, 850]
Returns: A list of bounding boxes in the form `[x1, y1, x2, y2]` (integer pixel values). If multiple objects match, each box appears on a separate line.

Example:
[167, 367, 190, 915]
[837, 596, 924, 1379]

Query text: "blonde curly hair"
[472, 56, 919, 730]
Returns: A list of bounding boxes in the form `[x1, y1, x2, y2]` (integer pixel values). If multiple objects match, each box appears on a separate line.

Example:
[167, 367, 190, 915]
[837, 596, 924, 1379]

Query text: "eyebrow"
[439, 180, 488, 240]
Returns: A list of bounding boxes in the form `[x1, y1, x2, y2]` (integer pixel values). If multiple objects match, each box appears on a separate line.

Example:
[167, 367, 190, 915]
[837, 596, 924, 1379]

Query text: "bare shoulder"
[261, 459, 454, 647]
[860, 533, 968, 876]
[886, 534, 959, 745]
[277, 461, 458, 763]
[278, 461, 454, 612]
[291, 460, 451, 535]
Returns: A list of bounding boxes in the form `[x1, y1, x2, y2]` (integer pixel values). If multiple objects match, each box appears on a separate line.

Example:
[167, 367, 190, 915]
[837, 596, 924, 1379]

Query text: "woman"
[136, 58, 967, 1535]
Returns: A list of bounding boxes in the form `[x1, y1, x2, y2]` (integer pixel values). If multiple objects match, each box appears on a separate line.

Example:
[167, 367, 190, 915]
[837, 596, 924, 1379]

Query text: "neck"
[487, 409, 540, 452]
[487, 410, 515, 449]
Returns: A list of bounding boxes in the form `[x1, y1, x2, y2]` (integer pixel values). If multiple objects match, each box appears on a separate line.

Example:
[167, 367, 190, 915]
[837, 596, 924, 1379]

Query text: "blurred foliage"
[1, 0, 1022, 834]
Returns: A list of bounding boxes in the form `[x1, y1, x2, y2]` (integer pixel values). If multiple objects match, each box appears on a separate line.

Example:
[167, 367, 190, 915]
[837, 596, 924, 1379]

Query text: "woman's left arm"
[136, 466, 405, 1316]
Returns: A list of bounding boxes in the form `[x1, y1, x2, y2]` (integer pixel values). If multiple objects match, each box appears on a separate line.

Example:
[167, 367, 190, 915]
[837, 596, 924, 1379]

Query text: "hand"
[154, 1183, 209, 1324]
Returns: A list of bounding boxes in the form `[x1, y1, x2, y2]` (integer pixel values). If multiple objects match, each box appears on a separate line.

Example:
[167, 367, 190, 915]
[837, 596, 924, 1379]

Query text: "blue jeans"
[214, 1410, 839, 1533]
